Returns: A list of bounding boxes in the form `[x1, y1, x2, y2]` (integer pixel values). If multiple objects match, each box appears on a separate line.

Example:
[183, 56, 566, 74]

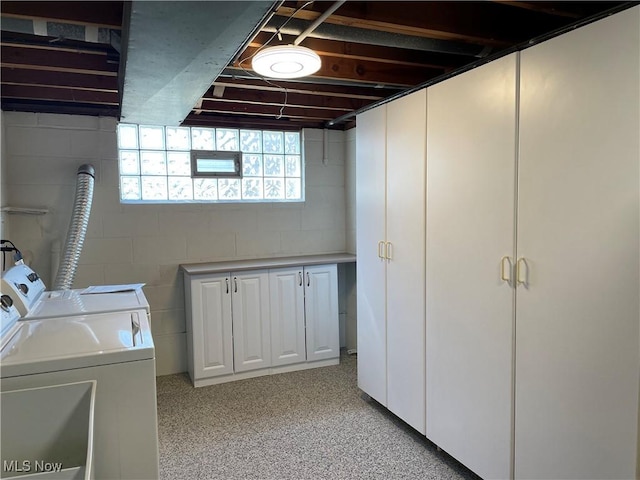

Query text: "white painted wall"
[2, 111, 356, 374]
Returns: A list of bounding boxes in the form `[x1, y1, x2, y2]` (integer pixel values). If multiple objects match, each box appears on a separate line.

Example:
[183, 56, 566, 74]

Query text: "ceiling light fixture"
[251, 44, 321, 79]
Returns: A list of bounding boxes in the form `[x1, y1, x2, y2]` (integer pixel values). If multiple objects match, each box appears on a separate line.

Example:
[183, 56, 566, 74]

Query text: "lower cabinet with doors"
[183, 256, 346, 387]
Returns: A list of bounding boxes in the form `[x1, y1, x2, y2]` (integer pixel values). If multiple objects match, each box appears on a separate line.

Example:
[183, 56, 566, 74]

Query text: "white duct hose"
[53, 164, 95, 290]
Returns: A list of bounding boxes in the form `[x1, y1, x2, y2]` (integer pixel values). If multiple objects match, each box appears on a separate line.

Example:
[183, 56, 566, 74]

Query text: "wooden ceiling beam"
[227, 55, 443, 88]
[212, 77, 394, 100]
[194, 99, 337, 121]
[489, 1, 624, 19]
[1, 45, 118, 74]
[1, 98, 119, 117]
[1, 1, 123, 29]
[1, 67, 118, 91]
[201, 85, 371, 111]
[275, 4, 513, 47]
[182, 113, 328, 131]
[2, 31, 119, 56]
[245, 32, 473, 70]
[1, 84, 119, 104]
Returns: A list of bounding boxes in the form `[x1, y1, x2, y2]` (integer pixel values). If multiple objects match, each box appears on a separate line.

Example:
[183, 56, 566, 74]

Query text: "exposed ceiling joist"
[1, 1, 634, 130]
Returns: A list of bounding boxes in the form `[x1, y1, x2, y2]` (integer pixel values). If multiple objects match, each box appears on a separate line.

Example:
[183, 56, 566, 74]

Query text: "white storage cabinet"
[270, 264, 340, 366]
[185, 259, 342, 387]
[185, 269, 270, 380]
[424, 6, 639, 480]
[356, 89, 427, 434]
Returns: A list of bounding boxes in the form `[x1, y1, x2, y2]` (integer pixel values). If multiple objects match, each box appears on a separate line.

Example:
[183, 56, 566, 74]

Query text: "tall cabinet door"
[356, 104, 388, 405]
[425, 54, 517, 479]
[385, 89, 427, 434]
[189, 273, 233, 379]
[232, 270, 272, 373]
[304, 264, 340, 361]
[269, 267, 306, 367]
[516, 7, 640, 479]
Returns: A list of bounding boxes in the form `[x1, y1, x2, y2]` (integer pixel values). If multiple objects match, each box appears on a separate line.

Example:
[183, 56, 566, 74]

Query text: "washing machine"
[0, 300, 159, 479]
[1, 263, 150, 320]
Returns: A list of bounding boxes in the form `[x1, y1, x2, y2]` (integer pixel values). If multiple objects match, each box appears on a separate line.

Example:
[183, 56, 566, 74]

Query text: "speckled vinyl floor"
[156, 352, 480, 480]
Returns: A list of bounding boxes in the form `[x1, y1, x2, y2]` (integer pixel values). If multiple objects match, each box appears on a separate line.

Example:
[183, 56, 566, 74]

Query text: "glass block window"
[117, 124, 304, 203]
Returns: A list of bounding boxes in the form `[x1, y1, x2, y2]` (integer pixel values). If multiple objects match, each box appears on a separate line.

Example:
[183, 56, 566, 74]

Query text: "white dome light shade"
[251, 45, 321, 79]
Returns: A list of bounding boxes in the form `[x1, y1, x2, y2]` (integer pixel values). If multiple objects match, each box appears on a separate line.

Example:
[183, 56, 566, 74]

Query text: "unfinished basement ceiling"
[1, 1, 636, 130]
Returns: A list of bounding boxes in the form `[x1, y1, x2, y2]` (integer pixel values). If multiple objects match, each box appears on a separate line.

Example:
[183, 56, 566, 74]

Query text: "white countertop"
[180, 253, 356, 276]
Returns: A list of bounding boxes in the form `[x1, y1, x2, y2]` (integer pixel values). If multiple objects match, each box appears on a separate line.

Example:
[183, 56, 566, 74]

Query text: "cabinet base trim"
[192, 358, 340, 387]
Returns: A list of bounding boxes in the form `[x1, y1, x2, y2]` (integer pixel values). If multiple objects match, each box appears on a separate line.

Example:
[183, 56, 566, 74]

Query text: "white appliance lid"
[25, 288, 150, 319]
[0, 309, 155, 378]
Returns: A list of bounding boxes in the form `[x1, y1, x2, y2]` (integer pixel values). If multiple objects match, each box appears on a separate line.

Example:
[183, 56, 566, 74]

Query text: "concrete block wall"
[1, 112, 356, 375]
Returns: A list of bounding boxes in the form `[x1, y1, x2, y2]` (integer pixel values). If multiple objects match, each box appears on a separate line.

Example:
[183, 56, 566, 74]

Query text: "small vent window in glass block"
[191, 151, 241, 178]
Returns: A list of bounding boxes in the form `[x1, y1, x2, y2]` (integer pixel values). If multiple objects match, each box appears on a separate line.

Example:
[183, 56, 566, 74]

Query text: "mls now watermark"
[3, 460, 63, 473]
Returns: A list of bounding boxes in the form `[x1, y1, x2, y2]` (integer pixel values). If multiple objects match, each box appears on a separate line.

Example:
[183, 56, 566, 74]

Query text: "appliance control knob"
[27, 272, 39, 282]
[15, 283, 29, 295]
[0, 294, 13, 312]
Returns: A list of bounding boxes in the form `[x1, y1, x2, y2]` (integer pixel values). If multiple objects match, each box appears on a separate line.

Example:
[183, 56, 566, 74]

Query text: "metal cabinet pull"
[226, 277, 229, 294]
[516, 258, 529, 287]
[500, 256, 513, 285]
[306, 272, 310, 287]
[385, 241, 393, 260]
[234, 276, 238, 293]
[298, 272, 303, 286]
[377, 241, 385, 259]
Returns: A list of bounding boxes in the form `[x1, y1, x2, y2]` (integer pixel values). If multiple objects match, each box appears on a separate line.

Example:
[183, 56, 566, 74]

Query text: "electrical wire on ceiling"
[237, 1, 315, 119]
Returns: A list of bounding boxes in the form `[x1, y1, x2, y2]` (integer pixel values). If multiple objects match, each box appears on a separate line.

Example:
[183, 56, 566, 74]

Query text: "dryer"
[0, 307, 159, 480]
[1, 263, 150, 320]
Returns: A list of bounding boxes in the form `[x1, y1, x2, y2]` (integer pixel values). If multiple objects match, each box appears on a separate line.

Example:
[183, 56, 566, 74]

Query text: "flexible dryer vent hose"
[53, 164, 95, 290]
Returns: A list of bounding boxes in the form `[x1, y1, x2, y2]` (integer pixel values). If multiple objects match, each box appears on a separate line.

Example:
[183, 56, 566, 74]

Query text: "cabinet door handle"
[234, 276, 238, 293]
[298, 272, 303, 286]
[516, 258, 529, 288]
[385, 241, 393, 260]
[306, 272, 310, 287]
[377, 241, 385, 259]
[500, 256, 513, 286]
[226, 277, 229, 294]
